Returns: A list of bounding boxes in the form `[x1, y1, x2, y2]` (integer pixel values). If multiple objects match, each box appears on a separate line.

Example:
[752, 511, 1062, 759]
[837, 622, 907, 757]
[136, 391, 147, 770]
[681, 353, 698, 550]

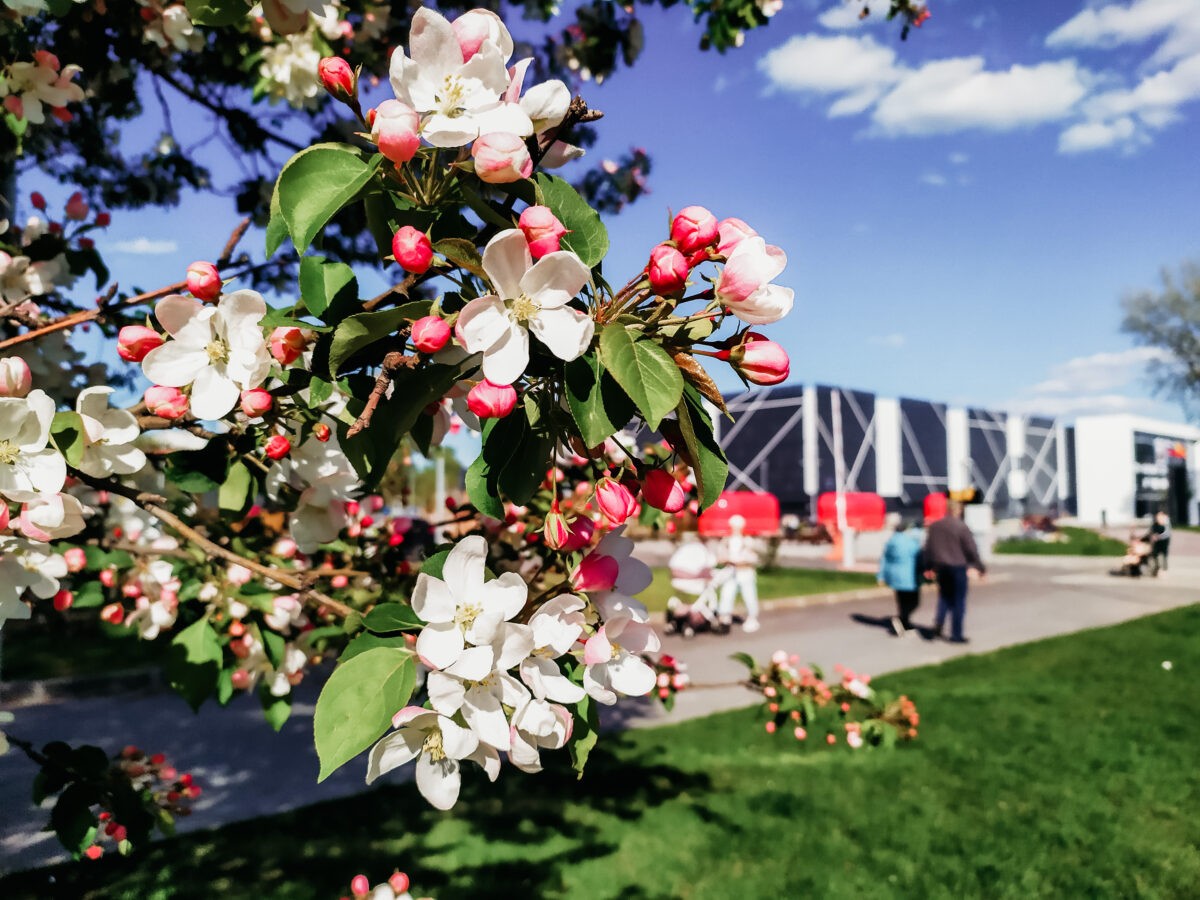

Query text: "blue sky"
[40, 0, 1200, 423]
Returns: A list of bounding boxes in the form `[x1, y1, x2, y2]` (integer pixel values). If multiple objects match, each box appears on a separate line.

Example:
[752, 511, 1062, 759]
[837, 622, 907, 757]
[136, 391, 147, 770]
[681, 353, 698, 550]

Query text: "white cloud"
[949, 152, 969, 165]
[1004, 393, 1147, 417]
[112, 237, 179, 255]
[868, 332, 906, 348]
[1007, 347, 1172, 418]
[919, 171, 947, 186]
[759, 1, 1200, 154]
[872, 58, 1090, 135]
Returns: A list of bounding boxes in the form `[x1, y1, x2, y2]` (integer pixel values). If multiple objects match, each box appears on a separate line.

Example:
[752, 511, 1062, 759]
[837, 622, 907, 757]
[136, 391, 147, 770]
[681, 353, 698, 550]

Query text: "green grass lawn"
[995, 525, 1127, 556]
[6, 605, 1199, 899]
[638, 565, 878, 611]
[2, 615, 165, 682]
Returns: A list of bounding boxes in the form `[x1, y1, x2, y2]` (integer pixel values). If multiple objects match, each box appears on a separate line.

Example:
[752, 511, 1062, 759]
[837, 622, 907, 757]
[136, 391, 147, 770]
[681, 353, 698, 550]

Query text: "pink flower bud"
[264, 435, 292, 460]
[542, 506, 572, 551]
[723, 332, 789, 386]
[0, 502, 9, 533]
[472, 132, 533, 184]
[351, 874, 371, 897]
[647, 244, 688, 297]
[642, 469, 686, 513]
[99, 568, 117, 588]
[4, 96, 23, 119]
[392, 226, 433, 275]
[64, 547, 87, 572]
[331, 574, 349, 589]
[595, 477, 637, 525]
[826, 733, 837, 745]
[53, 589, 73, 611]
[0, 356, 32, 398]
[518, 206, 568, 258]
[560, 515, 595, 552]
[314, 423, 331, 442]
[388, 872, 411, 894]
[95, 212, 111, 228]
[272, 537, 298, 559]
[30, 191, 46, 211]
[270, 326, 307, 365]
[410, 316, 450, 354]
[794, 727, 807, 740]
[186, 261, 221, 302]
[318, 56, 356, 99]
[64, 191, 89, 221]
[144, 385, 189, 420]
[101, 602, 125, 625]
[670, 206, 719, 255]
[765, 721, 777, 734]
[371, 99, 421, 165]
[467, 379, 518, 419]
[117, 326, 164, 363]
[572, 551, 619, 592]
[231, 669, 251, 690]
[240, 388, 274, 418]
[452, 9, 506, 61]
[717, 217, 757, 257]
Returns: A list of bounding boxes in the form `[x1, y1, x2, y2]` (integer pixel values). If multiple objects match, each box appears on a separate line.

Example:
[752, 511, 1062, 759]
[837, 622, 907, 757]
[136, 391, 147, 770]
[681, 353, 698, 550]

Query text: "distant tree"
[1121, 259, 1200, 415]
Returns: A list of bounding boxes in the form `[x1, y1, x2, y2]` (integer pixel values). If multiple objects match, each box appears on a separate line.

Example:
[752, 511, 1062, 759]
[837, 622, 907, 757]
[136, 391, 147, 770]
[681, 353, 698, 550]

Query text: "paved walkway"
[3, 549, 1198, 874]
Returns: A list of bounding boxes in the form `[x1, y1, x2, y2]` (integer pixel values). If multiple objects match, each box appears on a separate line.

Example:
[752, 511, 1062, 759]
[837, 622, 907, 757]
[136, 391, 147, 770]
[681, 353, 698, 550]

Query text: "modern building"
[717, 383, 1200, 527]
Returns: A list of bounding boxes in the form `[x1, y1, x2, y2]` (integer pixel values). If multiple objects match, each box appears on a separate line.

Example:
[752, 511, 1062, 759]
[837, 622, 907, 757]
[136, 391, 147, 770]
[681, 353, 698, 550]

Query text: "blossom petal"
[415, 754, 461, 810]
[366, 729, 422, 784]
[154, 295, 202, 336]
[427, 671, 468, 716]
[445, 644, 495, 681]
[416, 621, 464, 670]
[529, 305, 594, 363]
[521, 251, 590, 309]
[140, 342, 209, 389]
[439, 715, 480, 760]
[491, 622, 534, 671]
[462, 685, 511, 750]
[443, 534, 487, 601]
[457, 296, 512, 354]
[409, 7, 464, 81]
[608, 652, 657, 697]
[482, 229, 531, 301]
[411, 572, 456, 623]
[188, 365, 241, 421]
[479, 321, 529, 386]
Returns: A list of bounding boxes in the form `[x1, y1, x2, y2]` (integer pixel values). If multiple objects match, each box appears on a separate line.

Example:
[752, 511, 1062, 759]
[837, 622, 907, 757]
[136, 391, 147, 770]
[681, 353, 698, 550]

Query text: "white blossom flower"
[388, 7, 531, 148]
[508, 698, 573, 774]
[582, 611, 660, 705]
[0, 53, 84, 125]
[411, 534, 527, 670]
[519, 594, 586, 704]
[75, 386, 147, 478]
[367, 706, 479, 810]
[141, 291, 272, 421]
[143, 5, 205, 52]
[456, 230, 594, 385]
[259, 32, 323, 109]
[265, 432, 360, 552]
[426, 638, 531, 751]
[0, 537, 68, 627]
[587, 528, 654, 623]
[0, 389, 66, 503]
[18, 492, 88, 541]
[125, 594, 179, 641]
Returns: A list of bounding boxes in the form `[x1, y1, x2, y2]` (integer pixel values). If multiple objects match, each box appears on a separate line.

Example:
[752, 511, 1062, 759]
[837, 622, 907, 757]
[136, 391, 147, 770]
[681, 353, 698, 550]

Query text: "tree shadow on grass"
[0, 731, 713, 900]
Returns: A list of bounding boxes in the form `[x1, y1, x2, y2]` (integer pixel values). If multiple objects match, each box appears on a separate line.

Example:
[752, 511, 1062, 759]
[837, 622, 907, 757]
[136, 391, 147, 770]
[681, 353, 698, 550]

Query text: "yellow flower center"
[511, 294, 538, 323]
[454, 602, 482, 632]
[0, 439, 18, 465]
[206, 339, 229, 364]
[421, 727, 445, 762]
[437, 75, 467, 117]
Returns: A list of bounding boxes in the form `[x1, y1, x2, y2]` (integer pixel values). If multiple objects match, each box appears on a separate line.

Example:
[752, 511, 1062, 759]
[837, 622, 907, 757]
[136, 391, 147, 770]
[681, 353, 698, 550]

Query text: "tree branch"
[345, 348, 419, 438]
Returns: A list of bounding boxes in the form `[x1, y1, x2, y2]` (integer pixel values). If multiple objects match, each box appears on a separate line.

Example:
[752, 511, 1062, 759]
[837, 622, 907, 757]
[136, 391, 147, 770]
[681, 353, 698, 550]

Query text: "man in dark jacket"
[923, 500, 986, 643]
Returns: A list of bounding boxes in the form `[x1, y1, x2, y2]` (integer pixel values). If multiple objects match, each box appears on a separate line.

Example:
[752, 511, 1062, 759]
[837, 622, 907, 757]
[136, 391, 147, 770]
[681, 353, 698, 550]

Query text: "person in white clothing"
[717, 514, 761, 633]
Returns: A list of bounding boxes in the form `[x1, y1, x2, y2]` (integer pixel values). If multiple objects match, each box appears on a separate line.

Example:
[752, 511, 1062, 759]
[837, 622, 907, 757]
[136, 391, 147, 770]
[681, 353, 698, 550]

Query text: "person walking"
[878, 519, 924, 637]
[717, 514, 761, 633]
[923, 500, 986, 643]
[1149, 510, 1172, 576]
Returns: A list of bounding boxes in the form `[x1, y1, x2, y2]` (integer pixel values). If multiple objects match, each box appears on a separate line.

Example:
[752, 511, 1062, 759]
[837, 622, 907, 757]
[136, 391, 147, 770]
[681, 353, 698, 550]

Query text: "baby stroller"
[1117, 534, 1153, 577]
[664, 542, 731, 638]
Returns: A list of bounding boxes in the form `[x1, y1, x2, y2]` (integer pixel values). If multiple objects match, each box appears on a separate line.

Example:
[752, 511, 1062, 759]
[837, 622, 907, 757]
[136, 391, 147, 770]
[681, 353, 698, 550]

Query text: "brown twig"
[71, 469, 356, 620]
[217, 217, 252, 266]
[345, 349, 419, 438]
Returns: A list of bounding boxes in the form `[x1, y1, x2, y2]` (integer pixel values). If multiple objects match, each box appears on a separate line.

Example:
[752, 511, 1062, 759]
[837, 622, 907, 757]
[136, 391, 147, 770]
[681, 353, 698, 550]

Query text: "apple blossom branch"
[0, 219, 257, 354]
[344, 346, 419, 438]
[69, 469, 357, 620]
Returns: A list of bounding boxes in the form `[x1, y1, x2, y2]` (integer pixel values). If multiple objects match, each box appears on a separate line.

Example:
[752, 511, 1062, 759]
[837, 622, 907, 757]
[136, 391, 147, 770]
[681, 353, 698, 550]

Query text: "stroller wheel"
[682, 625, 696, 639]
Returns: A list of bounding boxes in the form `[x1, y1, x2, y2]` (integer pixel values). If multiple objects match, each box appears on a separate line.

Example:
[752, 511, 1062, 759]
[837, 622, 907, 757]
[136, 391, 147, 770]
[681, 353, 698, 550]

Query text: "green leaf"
[50, 411, 86, 468]
[569, 693, 601, 778]
[419, 548, 450, 578]
[327, 301, 429, 379]
[276, 144, 382, 253]
[266, 175, 288, 258]
[465, 454, 506, 520]
[165, 619, 222, 712]
[71, 581, 104, 609]
[564, 352, 637, 448]
[433, 238, 486, 279]
[164, 439, 231, 493]
[675, 384, 729, 510]
[339, 631, 408, 663]
[314, 647, 416, 781]
[598, 324, 684, 430]
[363, 602, 423, 634]
[260, 688, 291, 732]
[185, 0, 249, 26]
[299, 255, 357, 318]
[51, 783, 99, 856]
[218, 460, 253, 513]
[535, 174, 609, 267]
[729, 652, 758, 673]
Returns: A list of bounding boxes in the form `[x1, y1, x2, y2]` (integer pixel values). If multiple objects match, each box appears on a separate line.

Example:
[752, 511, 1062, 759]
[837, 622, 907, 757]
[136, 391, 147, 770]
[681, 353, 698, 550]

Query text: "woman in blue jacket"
[878, 519, 924, 637]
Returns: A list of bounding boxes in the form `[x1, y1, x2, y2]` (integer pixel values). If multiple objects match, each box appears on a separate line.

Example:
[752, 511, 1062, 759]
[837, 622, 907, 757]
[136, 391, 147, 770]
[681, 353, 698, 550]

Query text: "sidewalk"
[3, 552, 1197, 874]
